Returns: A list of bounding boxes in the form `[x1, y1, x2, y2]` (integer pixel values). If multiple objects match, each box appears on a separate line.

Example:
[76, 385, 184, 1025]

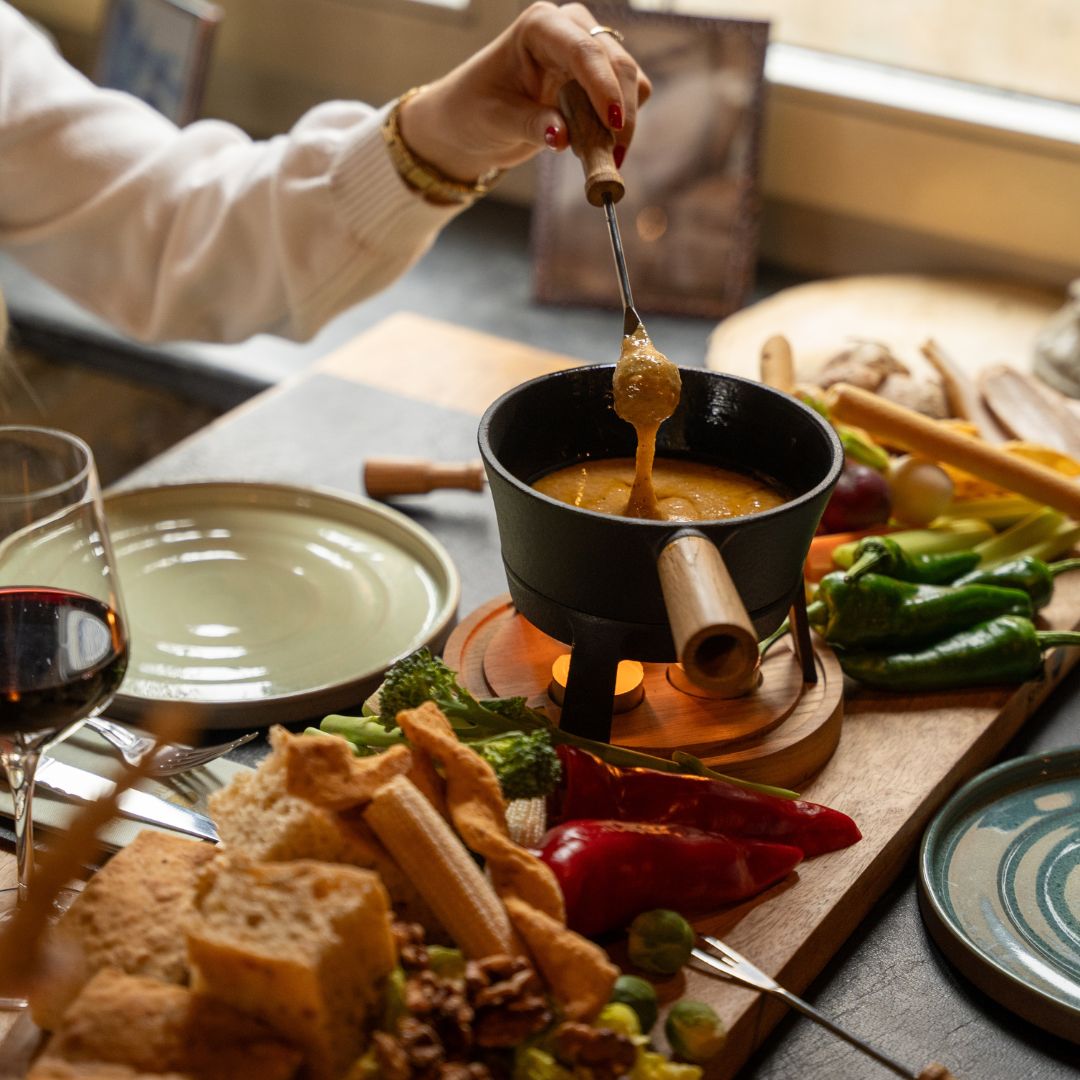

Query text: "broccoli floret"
[375, 648, 505, 733]
[469, 730, 562, 801]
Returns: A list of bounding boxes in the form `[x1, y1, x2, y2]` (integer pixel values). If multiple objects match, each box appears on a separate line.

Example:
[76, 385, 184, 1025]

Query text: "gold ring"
[589, 25, 624, 43]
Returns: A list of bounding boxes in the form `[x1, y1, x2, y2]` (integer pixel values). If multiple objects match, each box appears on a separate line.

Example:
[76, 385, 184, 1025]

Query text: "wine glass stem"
[0, 731, 49, 903]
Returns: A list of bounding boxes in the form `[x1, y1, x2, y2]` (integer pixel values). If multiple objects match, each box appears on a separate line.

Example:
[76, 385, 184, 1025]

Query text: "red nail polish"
[545, 125, 559, 148]
[613, 144, 626, 168]
[608, 103, 623, 130]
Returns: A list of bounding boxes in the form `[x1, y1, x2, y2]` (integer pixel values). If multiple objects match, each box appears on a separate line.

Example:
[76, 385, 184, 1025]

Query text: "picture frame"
[95, 0, 223, 126]
[531, 6, 769, 320]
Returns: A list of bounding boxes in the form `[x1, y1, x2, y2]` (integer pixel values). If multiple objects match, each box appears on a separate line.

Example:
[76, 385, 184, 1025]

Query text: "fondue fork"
[691, 937, 956, 1080]
[557, 81, 645, 339]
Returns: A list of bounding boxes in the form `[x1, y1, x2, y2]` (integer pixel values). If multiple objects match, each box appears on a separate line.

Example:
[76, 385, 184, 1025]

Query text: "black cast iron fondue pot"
[478, 364, 843, 741]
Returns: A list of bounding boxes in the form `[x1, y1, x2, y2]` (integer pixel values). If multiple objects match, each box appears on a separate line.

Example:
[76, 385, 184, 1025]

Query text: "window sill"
[760, 44, 1079, 287]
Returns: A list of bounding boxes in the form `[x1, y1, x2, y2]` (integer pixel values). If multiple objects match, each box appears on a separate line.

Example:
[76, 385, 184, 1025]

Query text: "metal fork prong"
[85, 718, 258, 777]
[156, 735, 256, 771]
[692, 941, 919, 1080]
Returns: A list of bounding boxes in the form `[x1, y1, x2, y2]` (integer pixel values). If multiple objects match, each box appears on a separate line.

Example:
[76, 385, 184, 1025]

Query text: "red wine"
[0, 587, 127, 734]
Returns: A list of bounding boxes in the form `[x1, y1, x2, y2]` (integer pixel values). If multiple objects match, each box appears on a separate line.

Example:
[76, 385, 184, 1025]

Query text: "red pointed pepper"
[550, 745, 861, 857]
[537, 820, 803, 936]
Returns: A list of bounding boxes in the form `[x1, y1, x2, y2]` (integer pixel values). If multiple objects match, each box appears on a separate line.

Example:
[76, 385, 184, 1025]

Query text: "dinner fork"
[84, 717, 257, 777]
[691, 936, 955, 1080]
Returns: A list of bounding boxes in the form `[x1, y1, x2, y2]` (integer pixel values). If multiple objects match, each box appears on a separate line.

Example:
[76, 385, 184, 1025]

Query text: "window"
[633, 0, 1079, 286]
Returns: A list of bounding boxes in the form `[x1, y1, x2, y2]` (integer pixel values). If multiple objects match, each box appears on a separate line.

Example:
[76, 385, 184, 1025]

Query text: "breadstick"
[828, 383, 1080, 519]
[760, 335, 796, 392]
[920, 339, 1005, 442]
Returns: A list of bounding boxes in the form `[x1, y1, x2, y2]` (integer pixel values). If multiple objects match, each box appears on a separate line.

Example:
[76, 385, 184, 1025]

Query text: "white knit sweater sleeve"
[0, 2, 466, 343]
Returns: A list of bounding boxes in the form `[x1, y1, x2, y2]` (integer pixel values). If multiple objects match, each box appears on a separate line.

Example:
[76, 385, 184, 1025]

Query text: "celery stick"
[937, 497, 1041, 530]
[1020, 521, 1080, 563]
[974, 508, 1064, 566]
[831, 519, 995, 569]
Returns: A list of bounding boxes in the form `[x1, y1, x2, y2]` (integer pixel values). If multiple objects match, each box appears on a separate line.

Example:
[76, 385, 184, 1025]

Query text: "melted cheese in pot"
[533, 456, 787, 522]
[612, 326, 682, 519]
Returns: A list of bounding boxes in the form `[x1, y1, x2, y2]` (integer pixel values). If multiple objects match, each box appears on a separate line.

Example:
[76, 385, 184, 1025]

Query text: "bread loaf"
[39, 968, 301, 1080]
[31, 831, 215, 1030]
[186, 850, 395, 1080]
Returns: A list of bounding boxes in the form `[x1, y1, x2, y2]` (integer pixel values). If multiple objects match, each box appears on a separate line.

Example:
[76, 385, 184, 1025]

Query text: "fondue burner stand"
[444, 592, 844, 790]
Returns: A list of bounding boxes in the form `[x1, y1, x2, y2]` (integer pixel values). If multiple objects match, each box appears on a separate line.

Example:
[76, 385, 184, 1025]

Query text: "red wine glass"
[0, 427, 128, 954]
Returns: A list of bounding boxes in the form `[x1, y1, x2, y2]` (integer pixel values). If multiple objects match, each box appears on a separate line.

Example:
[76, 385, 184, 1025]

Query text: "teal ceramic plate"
[101, 482, 459, 727]
[919, 747, 1080, 1042]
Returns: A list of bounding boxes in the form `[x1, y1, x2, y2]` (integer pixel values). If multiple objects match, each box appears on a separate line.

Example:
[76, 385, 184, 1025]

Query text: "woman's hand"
[399, 1, 651, 184]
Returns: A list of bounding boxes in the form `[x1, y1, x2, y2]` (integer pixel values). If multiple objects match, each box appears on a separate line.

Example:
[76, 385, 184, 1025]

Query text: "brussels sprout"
[611, 974, 660, 1034]
[628, 909, 694, 975]
[597, 1001, 642, 1039]
[512, 1046, 574, 1080]
[664, 1000, 726, 1064]
[632, 1049, 704, 1080]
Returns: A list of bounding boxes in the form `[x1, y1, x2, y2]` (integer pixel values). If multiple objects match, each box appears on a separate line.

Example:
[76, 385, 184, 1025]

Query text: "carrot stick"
[828, 383, 1080, 520]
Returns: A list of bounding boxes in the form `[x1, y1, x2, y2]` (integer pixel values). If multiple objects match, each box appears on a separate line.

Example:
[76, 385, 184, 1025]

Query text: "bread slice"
[40, 968, 301, 1080]
[208, 726, 435, 926]
[31, 831, 215, 1031]
[186, 851, 395, 1080]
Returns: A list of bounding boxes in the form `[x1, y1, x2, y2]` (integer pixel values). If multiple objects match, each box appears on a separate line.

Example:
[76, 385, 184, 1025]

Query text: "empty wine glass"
[0, 427, 128, 995]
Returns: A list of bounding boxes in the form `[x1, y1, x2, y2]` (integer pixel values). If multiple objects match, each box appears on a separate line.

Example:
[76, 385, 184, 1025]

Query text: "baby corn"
[364, 775, 516, 958]
[505, 797, 548, 849]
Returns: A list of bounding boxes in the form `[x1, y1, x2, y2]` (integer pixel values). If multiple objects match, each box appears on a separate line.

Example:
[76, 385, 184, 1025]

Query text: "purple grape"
[820, 461, 891, 533]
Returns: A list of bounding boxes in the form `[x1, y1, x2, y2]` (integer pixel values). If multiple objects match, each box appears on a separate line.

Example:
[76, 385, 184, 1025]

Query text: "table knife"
[33, 756, 219, 843]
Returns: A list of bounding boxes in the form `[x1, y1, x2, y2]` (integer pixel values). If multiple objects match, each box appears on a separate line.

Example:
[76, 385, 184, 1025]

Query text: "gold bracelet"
[382, 86, 502, 206]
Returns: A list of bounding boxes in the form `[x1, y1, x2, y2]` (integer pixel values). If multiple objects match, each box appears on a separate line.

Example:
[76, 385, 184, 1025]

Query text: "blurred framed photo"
[532, 7, 768, 319]
[95, 0, 223, 125]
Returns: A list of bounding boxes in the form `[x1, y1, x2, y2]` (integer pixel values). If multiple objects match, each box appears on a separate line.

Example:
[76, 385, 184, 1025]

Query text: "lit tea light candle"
[548, 654, 645, 712]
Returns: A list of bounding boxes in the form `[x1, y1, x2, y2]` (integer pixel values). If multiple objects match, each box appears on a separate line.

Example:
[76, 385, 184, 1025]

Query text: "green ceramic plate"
[919, 747, 1080, 1042]
[102, 482, 459, 727]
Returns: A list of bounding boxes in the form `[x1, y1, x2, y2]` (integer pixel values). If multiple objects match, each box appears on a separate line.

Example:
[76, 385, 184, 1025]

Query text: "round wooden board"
[444, 595, 844, 789]
[706, 273, 1060, 384]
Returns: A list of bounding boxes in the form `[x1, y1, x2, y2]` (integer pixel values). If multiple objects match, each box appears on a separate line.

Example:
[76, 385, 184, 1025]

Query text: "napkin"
[0, 722, 256, 852]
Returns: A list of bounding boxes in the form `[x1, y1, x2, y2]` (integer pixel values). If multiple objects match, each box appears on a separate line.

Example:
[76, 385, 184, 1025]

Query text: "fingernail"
[544, 125, 560, 149]
[608, 103, 623, 130]
[613, 144, 626, 168]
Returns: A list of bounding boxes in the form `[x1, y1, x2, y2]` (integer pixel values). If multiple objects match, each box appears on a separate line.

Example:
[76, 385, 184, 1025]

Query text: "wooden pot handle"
[363, 457, 486, 498]
[657, 534, 760, 697]
[558, 81, 625, 207]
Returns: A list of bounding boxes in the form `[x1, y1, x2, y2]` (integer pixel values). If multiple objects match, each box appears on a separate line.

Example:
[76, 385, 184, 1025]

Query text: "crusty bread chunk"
[208, 727, 381, 865]
[40, 968, 301, 1080]
[209, 725, 436, 926]
[31, 831, 215, 1031]
[27, 1061, 192, 1080]
[187, 851, 395, 1080]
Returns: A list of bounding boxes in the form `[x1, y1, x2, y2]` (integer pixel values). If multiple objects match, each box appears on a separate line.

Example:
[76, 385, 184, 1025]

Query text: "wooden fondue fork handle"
[658, 533, 760, 696]
[363, 457, 486, 498]
[558, 80, 624, 208]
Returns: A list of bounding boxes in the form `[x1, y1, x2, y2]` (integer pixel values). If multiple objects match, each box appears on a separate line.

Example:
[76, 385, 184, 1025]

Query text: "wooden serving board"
[705, 273, 1061, 385]
[3, 312, 1079, 1079]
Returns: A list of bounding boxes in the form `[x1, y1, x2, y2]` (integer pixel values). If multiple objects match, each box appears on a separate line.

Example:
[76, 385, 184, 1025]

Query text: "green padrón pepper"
[950, 556, 1080, 610]
[844, 535, 981, 584]
[808, 571, 1033, 649]
[837, 615, 1080, 691]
